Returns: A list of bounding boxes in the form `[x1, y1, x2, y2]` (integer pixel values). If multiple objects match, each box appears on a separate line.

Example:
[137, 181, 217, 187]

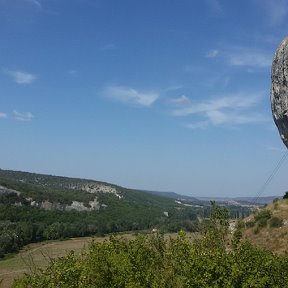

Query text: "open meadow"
[0, 236, 97, 288]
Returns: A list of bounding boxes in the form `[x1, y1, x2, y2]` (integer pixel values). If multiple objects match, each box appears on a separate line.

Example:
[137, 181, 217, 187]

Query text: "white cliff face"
[271, 36, 288, 148]
[0, 185, 21, 195]
[65, 182, 122, 199]
[30, 197, 101, 212]
[79, 184, 123, 199]
[0, 175, 124, 211]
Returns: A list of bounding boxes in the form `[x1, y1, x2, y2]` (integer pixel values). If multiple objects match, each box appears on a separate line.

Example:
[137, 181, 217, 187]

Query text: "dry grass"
[0, 236, 97, 288]
[242, 199, 288, 255]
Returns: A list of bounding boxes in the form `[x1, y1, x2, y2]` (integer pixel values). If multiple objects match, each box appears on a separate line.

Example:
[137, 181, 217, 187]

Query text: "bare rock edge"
[271, 36, 288, 148]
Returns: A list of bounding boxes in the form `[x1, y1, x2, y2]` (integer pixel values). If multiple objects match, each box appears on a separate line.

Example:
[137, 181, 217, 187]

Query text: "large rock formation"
[271, 36, 288, 148]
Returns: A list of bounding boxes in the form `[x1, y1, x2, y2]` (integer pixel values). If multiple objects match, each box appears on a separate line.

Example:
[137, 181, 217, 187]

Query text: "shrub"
[12, 203, 288, 288]
[253, 226, 260, 234]
[257, 217, 268, 228]
[245, 220, 255, 228]
[273, 198, 279, 203]
[269, 216, 283, 228]
[254, 210, 271, 222]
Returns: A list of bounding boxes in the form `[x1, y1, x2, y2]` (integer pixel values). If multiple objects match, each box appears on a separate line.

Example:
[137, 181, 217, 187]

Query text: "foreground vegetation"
[13, 203, 288, 288]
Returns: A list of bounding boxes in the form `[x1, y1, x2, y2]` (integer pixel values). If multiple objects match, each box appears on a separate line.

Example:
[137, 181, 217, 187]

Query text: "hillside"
[241, 198, 288, 254]
[0, 169, 255, 258]
[0, 169, 203, 258]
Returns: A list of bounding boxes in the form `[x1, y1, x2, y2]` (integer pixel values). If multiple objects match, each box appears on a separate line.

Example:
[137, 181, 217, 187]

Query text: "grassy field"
[0, 236, 100, 288]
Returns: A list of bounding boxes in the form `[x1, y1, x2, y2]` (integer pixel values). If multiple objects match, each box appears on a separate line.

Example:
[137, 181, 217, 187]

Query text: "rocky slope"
[242, 198, 288, 254]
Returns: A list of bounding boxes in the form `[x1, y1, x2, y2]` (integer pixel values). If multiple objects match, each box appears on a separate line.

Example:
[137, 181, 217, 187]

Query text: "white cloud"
[205, 0, 222, 14]
[170, 95, 191, 106]
[206, 110, 265, 125]
[102, 85, 159, 107]
[13, 110, 34, 121]
[186, 121, 209, 129]
[4, 69, 37, 84]
[173, 93, 260, 116]
[173, 92, 266, 128]
[227, 48, 271, 68]
[206, 49, 219, 58]
[0, 112, 7, 119]
[209, 46, 271, 69]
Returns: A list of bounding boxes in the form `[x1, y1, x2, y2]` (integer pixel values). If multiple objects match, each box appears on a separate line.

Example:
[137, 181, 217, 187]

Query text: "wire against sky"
[253, 150, 288, 204]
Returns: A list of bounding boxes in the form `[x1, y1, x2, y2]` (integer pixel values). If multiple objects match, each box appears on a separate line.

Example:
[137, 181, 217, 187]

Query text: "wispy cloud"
[204, 46, 272, 68]
[265, 146, 286, 152]
[257, 0, 288, 26]
[170, 95, 191, 106]
[0, 112, 8, 119]
[205, 0, 222, 14]
[13, 110, 34, 121]
[25, 0, 42, 9]
[4, 69, 37, 84]
[173, 92, 266, 128]
[206, 49, 219, 58]
[186, 121, 209, 130]
[102, 85, 159, 107]
[100, 44, 115, 51]
[173, 93, 260, 116]
[226, 48, 271, 68]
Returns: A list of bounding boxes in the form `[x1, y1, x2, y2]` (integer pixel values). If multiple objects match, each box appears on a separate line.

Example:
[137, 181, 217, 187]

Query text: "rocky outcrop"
[271, 36, 288, 148]
[0, 185, 20, 195]
[30, 197, 102, 212]
[68, 183, 122, 199]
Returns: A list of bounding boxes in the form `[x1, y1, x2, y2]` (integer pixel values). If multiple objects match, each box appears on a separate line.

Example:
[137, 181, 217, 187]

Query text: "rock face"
[271, 36, 288, 148]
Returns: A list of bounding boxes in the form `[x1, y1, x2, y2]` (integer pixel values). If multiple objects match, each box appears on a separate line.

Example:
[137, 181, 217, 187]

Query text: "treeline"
[0, 174, 253, 259]
[0, 192, 199, 258]
[13, 204, 288, 288]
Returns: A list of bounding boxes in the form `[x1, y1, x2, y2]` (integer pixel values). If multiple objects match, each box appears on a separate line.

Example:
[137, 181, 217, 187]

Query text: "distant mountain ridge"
[143, 190, 201, 203]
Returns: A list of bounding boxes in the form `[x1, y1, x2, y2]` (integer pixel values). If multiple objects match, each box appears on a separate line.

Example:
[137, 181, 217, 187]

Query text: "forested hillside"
[0, 169, 252, 258]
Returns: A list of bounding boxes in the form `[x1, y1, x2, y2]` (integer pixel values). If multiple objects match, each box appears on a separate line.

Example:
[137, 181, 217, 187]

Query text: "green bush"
[269, 216, 283, 228]
[257, 217, 268, 228]
[245, 220, 255, 228]
[254, 209, 271, 228]
[12, 204, 288, 288]
[254, 210, 271, 222]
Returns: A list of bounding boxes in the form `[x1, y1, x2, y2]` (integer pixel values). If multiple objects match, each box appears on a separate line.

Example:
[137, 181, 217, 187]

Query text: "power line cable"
[252, 150, 288, 205]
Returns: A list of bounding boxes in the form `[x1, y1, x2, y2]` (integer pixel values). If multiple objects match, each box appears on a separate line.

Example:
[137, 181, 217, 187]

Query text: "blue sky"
[1, 0, 288, 197]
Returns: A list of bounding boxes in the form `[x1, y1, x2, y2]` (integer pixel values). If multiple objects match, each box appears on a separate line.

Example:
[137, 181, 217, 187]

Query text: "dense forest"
[13, 203, 288, 288]
[0, 170, 253, 259]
